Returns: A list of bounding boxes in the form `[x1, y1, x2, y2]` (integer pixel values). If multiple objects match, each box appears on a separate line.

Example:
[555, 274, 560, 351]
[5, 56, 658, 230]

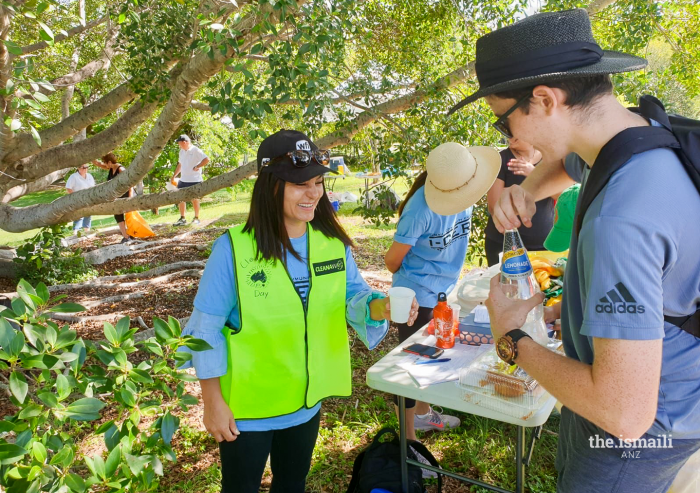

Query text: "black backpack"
[576, 95, 700, 338]
[346, 427, 442, 493]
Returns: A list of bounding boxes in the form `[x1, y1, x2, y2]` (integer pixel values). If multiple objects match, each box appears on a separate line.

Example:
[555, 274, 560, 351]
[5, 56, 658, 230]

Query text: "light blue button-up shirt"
[179, 232, 388, 431]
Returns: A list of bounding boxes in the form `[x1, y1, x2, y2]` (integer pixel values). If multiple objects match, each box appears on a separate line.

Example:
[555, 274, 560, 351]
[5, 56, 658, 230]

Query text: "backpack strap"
[575, 125, 680, 236]
[407, 440, 443, 493]
[575, 101, 700, 339]
[664, 312, 700, 338]
[346, 450, 366, 493]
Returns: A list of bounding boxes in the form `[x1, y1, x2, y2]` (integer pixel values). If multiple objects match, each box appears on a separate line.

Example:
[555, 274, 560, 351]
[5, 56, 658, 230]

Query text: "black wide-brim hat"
[448, 8, 647, 114]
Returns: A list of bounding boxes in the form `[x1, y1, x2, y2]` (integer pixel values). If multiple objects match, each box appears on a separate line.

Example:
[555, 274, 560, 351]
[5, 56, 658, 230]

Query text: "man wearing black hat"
[451, 8, 700, 492]
[172, 134, 209, 225]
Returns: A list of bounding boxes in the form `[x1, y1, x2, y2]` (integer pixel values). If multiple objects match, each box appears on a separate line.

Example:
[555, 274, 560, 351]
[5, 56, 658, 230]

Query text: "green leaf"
[65, 472, 86, 493]
[9, 371, 28, 404]
[50, 445, 74, 467]
[64, 398, 105, 421]
[0, 444, 28, 465]
[95, 420, 115, 435]
[3, 40, 22, 56]
[153, 318, 173, 342]
[35, 283, 49, 303]
[18, 404, 42, 419]
[86, 454, 106, 480]
[160, 411, 178, 445]
[9, 119, 21, 131]
[124, 452, 150, 476]
[55, 329, 77, 349]
[38, 21, 54, 41]
[55, 374, 71, 400]
[38, 391, 58, 408]
[33, 92, 50, 103]
[48, 302, 85, 313]
[11, 297, 26, 316]
[183, 337, 213, 352]
[32, 442, 47, 463]
[129, 368, 153, 384]
[167, 316, 182, 337]
[0, 420, 15, 433]
[104, 445, 121, 478]
[29, 125, 41, 147]
[9, 330, 25, 357]
[120, 387, 136, 408]
[104, 322, 118, 345]
[115, 316, 131, 341]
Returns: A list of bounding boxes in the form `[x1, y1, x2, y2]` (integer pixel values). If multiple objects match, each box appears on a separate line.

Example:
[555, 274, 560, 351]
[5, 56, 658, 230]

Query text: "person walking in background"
[93, 153, 133, 244]
[171, 134, 209, 226]
[484, 138, 554, 266]
[65, 164, 96, 233]
[178, 129, 417, 493]
[384, 142, 500, 444]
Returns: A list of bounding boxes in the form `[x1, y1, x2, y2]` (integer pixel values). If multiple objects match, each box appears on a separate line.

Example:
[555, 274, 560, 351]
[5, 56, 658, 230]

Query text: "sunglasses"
[266, 149, 331, 168]
[79, 166, 89, 170]
[492, 94, 530, 140]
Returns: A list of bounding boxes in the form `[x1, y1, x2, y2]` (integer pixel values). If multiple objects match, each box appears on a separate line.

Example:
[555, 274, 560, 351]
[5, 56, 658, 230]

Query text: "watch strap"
[506, 329, 531, 344]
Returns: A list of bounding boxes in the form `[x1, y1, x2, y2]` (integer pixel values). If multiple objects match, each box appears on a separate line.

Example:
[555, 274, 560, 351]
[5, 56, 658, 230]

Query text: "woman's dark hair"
[494, 75, 613, 116]
[397, 170, 427, 217]
[102, 153, 118, 164]
[243, 172, 354, 263]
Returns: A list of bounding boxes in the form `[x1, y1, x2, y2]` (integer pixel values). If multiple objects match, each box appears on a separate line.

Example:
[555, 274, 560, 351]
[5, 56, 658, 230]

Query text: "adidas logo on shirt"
[595, 282, 645, 314]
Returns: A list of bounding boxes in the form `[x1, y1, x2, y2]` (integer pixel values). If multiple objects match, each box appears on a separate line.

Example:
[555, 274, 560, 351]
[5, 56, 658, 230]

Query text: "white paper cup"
[388, 287, 415, 323]
[450, 304, 461, 324]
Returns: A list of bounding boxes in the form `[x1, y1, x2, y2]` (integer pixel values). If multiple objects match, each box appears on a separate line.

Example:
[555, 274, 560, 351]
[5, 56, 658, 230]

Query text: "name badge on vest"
[313, 258, 345, 276]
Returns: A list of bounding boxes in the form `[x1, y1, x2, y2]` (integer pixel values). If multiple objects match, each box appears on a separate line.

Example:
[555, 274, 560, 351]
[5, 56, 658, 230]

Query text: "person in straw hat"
[450, 8, 700, 492]
[385, 142, 499, 450]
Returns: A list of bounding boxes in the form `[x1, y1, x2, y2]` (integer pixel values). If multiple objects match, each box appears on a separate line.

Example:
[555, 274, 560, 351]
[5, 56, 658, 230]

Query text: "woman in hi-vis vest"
[179, 130, 419, 493]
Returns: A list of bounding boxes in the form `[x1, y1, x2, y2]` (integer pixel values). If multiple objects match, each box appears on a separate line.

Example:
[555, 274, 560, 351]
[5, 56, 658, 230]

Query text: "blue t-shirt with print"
[562, 146, 700, 439]
[392, 186, 472, 308]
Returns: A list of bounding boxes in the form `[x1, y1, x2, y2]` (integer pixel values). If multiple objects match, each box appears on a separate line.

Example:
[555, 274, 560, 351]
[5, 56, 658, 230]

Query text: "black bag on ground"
[346, 427, 442, 493]
[575, 94, 700, 337]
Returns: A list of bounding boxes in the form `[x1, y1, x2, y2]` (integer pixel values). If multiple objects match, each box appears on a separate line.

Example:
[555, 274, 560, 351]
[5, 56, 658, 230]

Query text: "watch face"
[496, 337, 514, 362]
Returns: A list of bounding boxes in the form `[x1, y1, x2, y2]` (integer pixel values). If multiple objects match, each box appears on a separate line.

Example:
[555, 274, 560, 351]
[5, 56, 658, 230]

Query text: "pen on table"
[414, 358, 451, 365]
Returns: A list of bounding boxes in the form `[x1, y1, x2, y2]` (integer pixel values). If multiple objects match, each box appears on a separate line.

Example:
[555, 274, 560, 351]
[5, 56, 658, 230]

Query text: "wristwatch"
[496, 329, 532, 365]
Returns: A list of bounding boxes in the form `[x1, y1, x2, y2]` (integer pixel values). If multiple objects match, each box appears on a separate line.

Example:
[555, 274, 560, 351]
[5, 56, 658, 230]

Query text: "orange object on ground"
[125, 211, 155, 238]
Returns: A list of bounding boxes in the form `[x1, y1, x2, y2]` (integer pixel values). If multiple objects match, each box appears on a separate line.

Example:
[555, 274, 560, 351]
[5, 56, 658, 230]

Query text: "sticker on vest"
[313, 257, 345, 276]
[241, 257, 273, 298]
[502, 248, 531, 278]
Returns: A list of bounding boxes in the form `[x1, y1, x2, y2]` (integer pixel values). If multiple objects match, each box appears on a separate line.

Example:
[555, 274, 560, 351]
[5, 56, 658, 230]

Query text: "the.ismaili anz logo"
[595, 282, 645, 314]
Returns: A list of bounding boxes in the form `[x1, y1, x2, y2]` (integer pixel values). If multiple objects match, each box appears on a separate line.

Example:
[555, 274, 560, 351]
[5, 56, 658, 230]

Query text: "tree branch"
[2, 82, 137, 165]
[19, 14, 108, 56]
[1, 168, 69, 203]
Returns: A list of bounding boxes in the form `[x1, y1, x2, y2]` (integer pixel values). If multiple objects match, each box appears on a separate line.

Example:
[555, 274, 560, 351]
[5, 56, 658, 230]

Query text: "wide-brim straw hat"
[448, 8, 647, 114]
[424, 143, 500, 216]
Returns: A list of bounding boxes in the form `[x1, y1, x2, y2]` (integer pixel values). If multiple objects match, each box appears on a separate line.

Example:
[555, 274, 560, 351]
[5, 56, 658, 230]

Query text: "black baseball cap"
[256, 129, 335, 184]
[175, 134, 191, 143]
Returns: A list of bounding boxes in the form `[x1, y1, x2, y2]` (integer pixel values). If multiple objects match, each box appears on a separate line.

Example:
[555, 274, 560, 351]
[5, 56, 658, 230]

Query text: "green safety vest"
[220, 224, 351, 420]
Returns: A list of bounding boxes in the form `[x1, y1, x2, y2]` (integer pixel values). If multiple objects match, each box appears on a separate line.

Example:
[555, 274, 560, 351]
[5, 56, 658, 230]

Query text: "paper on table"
[397, 338, 493, 388]
[473, 305, 490, 324]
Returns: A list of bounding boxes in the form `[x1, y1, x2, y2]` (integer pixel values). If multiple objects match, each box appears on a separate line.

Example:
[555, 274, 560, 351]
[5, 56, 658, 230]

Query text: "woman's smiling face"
[282, 175, 325, 234]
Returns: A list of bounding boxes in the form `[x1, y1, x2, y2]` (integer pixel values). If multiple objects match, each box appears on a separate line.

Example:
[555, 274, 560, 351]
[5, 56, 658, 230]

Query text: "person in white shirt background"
[65, 164, 96, 233]
[171, 134, 209, 226]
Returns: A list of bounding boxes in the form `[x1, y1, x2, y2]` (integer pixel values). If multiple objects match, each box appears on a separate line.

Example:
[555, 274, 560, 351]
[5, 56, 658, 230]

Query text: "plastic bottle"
[500, 229, 549, 346]
[434, 292, 454, 349]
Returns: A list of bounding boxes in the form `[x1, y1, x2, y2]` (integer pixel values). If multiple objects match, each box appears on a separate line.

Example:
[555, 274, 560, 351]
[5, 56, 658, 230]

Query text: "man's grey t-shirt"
[562, 148, 700, 439]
